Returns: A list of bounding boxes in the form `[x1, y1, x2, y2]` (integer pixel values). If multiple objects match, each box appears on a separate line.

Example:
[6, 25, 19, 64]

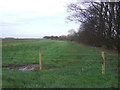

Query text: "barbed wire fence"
[2, 51, 118, 74]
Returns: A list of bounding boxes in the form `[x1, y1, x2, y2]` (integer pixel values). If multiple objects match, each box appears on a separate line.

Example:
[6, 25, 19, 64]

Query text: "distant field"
[2, 40, 118, 88]
[1, 38, 44, 41]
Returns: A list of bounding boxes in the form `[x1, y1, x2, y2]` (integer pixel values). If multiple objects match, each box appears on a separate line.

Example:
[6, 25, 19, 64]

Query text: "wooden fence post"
[39, 50, 42, 71]
[102, 51, 105, 74]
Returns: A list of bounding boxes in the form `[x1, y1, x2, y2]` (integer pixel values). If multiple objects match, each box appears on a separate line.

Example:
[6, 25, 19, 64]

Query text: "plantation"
[2, 40, 118, 88]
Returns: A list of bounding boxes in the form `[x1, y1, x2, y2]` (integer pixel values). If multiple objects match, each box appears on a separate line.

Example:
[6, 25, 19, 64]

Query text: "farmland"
[2, 39, 118, 88]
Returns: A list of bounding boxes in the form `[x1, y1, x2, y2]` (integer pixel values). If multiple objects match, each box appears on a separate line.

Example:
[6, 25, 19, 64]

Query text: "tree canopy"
[66, 1, 120, 51]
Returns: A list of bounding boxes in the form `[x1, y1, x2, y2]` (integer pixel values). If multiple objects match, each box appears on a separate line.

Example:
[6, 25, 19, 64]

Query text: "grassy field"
[2, 40, 118, 88]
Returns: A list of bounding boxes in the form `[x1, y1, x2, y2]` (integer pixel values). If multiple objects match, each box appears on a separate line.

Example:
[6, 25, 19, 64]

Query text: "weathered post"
[102, 51, 105, 74]
[39, 49, 42, 71]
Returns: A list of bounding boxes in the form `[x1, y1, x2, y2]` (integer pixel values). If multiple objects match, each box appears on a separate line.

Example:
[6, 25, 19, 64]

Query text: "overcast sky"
[0, 0, 80, 38]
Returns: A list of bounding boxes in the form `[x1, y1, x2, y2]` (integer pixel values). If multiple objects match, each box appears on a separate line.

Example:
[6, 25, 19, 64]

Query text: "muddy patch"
[2, 64, 39, 71]
[44, 65, 64, 71]
[2, 64, 64, 71]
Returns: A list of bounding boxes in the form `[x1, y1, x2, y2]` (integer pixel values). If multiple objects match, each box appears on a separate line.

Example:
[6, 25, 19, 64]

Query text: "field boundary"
[1, 39, 46, 41]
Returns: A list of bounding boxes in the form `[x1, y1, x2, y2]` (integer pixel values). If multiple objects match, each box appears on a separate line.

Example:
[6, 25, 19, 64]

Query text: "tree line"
[43, 36, 59, 40]
[64, 1, 120, 53]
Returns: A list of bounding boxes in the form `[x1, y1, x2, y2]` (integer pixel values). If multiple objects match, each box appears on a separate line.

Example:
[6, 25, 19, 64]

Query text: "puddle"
[2, 64, 65, 71]
[2, 64, 39, 71]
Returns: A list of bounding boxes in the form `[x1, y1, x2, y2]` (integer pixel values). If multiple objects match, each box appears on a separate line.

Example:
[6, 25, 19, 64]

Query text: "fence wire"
[2, 53, 118, 62]
[2, 53, 118, 75]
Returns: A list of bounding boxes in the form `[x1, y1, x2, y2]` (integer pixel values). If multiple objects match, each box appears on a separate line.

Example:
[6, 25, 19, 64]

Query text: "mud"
[2, 64, 64, 71]
[2, 64, 39, 71]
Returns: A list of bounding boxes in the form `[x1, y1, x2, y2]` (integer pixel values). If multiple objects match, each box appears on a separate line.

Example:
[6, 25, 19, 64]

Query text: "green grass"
[2, 40, 118, 88]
